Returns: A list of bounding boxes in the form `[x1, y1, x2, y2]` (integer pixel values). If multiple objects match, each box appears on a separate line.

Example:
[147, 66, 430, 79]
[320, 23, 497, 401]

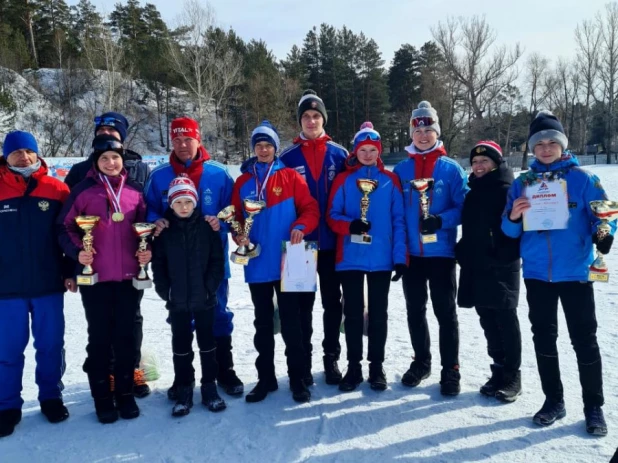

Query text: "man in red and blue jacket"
[0, 131, 72, 437]
[279, 89, 348, 385]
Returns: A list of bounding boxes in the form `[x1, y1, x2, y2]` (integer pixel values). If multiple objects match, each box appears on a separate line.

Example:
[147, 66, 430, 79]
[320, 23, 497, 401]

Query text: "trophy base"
[421, 234, 438, 244]
[589, 269, 610, 283]
[351, 233, 372, 244]
[246, 243, 261, 258]
[133, 277, 153, 289]
[231, 253, 250, 266]
[77, 273, 98, 286]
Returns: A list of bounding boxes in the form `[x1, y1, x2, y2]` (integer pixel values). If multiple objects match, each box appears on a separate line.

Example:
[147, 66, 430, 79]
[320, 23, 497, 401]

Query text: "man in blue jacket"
[145, 116, 243, 397]
[280, 90, 348, 386]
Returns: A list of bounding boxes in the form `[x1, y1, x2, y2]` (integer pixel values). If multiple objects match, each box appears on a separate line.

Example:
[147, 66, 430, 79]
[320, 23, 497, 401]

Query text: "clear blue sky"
[72, 0, 608, 67]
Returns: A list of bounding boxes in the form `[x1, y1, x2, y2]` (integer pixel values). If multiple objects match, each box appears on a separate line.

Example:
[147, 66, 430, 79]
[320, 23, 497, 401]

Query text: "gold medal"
[112, 212, 124, 222]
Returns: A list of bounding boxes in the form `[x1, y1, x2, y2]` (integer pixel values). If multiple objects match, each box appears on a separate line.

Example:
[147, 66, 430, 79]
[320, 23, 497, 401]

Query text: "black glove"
[421, 214, 442, 235]
[349, 219, 371, 235]
[391, 263, 407, 282]
[593, 233, 614, 255]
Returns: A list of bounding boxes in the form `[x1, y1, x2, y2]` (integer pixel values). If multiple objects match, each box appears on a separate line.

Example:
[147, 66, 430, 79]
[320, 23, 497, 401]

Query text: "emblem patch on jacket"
[273, 186, 282, 196]
[328, 164, 336, 181]
[38, 200, 50, 211]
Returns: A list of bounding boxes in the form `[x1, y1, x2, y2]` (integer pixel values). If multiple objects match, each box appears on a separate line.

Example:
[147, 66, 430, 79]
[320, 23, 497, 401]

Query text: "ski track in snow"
[2, 166, 618, 462]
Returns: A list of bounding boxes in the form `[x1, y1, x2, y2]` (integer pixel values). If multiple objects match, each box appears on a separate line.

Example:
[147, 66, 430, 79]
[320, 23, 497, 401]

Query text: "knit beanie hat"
[2, 130, 39, 157]
[91, 134, 125, 171]
[528, 110, 568, 152]
[171, 117, 201, 141]
[352, 122, 382, 155]
[410, 101, 441, 137]
[251, 120, 280, 153]
[94, 112, 129, 143]
[297, 89, 328, 126]
[168, 174, 198, 207]
[470, 140, 503, 165]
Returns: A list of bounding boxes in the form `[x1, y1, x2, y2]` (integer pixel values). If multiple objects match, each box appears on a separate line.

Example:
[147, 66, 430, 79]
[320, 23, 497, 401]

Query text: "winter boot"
[216, 336, 244, 396]
[40, 399, 69, 424]
[290, 377, 311, 403]
[167, 380, 196, 401]
[584, 406, 608, 436]
[117, 394, 140, 420]
[94, 397, 118, 424]
[495, 370, 522, 403]
[201, 382, 227, 412]
[245, 377, 278, 403]
[172, 385, 194, 417]
[440, 366, 461, 396]
[368, 363, 387, 391]
[304, 356, 314, 386]
[401, 360, 431, 387]
[323, 354, 342, 385]
[133, 369, 151, 399]
[0, 409, 21, 437]
[339, 363, 363, 392]
[480, 364, 504, 397]
[533, 398, 566, 426]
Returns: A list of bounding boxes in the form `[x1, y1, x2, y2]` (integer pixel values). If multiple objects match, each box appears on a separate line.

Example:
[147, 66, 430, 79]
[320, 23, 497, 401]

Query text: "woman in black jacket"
[456, 141, 522, 403]
[151, 174, 226, 416]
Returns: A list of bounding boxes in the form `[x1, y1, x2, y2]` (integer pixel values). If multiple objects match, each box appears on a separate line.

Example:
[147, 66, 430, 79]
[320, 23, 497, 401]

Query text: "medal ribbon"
[99, 173, 126, 216]
[254, 161, 275, 202]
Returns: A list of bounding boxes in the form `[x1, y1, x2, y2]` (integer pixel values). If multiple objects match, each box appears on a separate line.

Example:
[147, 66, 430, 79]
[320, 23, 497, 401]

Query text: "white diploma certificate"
[280, 240, 318, 292]
[523, 179, 569, 231]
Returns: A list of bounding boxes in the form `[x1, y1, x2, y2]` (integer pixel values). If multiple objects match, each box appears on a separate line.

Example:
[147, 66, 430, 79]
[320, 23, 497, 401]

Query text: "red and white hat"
[168, 174, 198, 207]
[171, 117, 201, 141]
[470, 140, 503, 164]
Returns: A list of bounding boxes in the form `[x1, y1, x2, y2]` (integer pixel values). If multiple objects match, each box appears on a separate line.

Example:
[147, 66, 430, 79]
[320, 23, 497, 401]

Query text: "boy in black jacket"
[152, 174, 226, 416]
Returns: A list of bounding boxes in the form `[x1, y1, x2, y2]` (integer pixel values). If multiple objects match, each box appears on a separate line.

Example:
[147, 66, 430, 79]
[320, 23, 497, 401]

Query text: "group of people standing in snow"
[0, 89, 613, 439]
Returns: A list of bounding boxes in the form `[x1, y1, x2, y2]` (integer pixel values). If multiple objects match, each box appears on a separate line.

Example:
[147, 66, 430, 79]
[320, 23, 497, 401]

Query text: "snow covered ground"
[2, 165, 618, 462]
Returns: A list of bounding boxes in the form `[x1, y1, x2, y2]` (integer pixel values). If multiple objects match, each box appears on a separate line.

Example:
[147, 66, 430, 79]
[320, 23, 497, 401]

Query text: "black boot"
[480, 364, 504, 397]
[0, 409, 21, 437]
[290, 377, 311, 403]
[201, 382, 227, 412]
[440, 366, 461, 396]
[323, 354, 342, 385]
[304, 356, 314, 386]
[401, 360, 431, 387]
[133, 369, 151, 399]
[116, 394, 140, 420]
[495, 370, 522, 403]
[216, 336, 244, 396]
[172, 385, 194, 417]
[40, 399, 69, 423]
[584, 406, 607, 436]
[368, 363, 387, 391]
[339, 363, 363, 392]
[245, 377, 279, 403]
[533, 398, 566, 426]
[168, 380, 196, 401]
[94, 397, 118, 424]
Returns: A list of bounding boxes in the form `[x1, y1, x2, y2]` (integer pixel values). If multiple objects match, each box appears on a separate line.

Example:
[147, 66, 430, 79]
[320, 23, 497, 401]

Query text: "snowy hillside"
[1, 166, 618, 462]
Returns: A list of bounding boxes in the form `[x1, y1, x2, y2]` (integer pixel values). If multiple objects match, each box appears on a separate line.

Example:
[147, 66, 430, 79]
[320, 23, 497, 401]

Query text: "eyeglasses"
[94, 116, 122, 128]
[411, 117, 436, 128]
[92, 138, 124, 153]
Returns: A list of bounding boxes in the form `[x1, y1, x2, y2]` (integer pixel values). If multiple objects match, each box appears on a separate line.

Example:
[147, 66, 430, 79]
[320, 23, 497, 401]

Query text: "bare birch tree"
[597, 3, 618, 163]
[575, 19, 601, 153]
[522, 52, 551, 168]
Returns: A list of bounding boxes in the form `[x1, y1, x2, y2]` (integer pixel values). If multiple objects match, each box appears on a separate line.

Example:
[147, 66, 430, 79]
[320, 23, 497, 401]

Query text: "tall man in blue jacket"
[394, 101, 468, 396]
[145, 116, 243, 397]
[280, 90, 348, 385]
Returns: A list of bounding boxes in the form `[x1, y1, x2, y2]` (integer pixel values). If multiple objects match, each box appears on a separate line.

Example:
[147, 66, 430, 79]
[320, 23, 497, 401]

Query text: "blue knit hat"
[251, 120, 280, 153]
[528, 110, 568, 152]
[94, 111, 129, 143]
[2, 130, 39, 157]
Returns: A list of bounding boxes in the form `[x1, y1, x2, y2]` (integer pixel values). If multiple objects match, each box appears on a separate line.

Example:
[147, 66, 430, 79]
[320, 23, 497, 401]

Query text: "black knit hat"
[470, 140, 503, 165]
[91, 134, 125, 171]
[297, 89, 328, 126]
[528, 110, 568, 152]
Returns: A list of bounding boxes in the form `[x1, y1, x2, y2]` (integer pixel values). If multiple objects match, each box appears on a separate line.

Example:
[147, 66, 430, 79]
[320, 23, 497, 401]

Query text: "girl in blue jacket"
[327, 122, 407, 392]
[502, 110, 614, 436]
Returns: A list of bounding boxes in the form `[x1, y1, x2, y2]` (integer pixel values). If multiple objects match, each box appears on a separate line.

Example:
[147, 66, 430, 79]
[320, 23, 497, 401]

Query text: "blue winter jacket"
[327, 156, 408, 272]
[144, 157, 234, 280]
[232, 157, 319, 284]
[393, 143, 468, 258]
[502, 155, 615, 282]
[279, 134, 348, 251]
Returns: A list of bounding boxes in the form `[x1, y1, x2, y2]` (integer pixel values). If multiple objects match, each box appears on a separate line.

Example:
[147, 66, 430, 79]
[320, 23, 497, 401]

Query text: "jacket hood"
[530, 153, 579, 173]
[240, 156, 286, 175]
[344, 154, 385, 172]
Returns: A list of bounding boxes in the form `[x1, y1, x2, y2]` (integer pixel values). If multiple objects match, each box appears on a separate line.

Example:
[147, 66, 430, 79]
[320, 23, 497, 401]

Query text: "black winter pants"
[525, 279, 604, 407]
[401, 256, 459, 368]
[249, 281, 306, 380]
[475, 307, 522, 373]
[170, 310, 217, 386]
[80, 281, 142, 397]
[340, 270, 391, 365]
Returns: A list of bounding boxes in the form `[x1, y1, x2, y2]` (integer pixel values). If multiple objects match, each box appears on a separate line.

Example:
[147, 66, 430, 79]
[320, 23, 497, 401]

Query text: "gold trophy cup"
[351, 179, 379, 244]
[411, 178, 437, 244]
[132, 223, 156, 289]
[217, 200, 265, 265]
[75, 215, 100, 285]
[588, 200, 618, 282]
